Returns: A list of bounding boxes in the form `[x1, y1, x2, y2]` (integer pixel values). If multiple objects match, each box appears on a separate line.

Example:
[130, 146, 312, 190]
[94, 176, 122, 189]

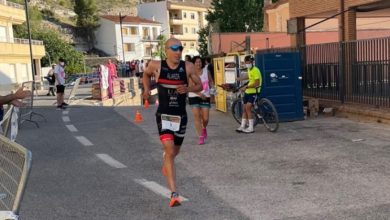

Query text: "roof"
[141, 0, 211, 8]
[264, 0, 289, 10]
[101, 15, 161, 25]
[168, 0, 212, 8]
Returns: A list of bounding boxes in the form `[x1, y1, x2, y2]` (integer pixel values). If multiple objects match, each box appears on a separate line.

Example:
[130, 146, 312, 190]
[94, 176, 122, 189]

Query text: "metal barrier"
[67, 77, 82, 104]
[0, 135, 32, 220]
[0, 106, 18, 141]
[18, 81, 45, 128]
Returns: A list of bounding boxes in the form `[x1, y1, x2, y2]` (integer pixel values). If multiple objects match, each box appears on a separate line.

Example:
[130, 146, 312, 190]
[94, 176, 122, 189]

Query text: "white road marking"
[66, 124, 78, 132]
[62, 110, 69, 115]
[75, 136, 93, 146]
[134, 178, 189, 201]
[96, 154, 127, 169]
[62, 116, 70, 122]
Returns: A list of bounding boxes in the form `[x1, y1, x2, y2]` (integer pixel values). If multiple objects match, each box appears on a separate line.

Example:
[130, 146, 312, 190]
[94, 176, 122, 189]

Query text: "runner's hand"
[200, 93, 207, 100]
[176, 85, 188, 94]
[11, 99, 23, 107]
[14, 88, 31, 99]
[143, 89, 150, 100]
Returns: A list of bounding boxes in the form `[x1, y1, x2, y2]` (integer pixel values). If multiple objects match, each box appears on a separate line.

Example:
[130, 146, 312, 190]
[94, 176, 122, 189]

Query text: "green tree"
[152, 34, 167, 60]
[206, 0, 264, 32]
[197, 26, 209, 57]
[74, 0, 100, 50]
[14, 26, 84, 74]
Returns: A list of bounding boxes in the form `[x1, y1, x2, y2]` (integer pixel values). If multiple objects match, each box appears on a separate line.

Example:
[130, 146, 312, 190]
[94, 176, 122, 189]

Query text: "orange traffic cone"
[134, 110, 143, 123]
[144, 100, 149, 109]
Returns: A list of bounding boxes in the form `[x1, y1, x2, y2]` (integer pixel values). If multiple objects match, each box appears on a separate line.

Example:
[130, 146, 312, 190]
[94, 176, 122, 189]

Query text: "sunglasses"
[168, 45, 184, 52]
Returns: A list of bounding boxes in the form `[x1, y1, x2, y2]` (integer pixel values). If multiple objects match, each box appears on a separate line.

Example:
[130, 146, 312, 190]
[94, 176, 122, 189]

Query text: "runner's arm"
[142, 60, 159, 100]
[0, 88, 30, 105]
[186, 62, 202, 93]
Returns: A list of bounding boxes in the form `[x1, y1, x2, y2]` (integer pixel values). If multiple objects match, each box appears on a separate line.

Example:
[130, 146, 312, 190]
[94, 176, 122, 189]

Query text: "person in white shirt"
[188, 56, 214, 145]
[53, 58, 68, 110]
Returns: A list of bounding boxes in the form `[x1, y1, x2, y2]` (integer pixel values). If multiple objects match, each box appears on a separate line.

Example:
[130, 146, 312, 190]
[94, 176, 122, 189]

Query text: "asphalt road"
[15, 95, 390, 220]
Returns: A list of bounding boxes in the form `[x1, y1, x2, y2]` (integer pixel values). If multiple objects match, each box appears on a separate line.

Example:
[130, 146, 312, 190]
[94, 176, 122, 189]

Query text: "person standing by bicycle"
[236, 55, 262, 133]
[143, 38, 202, 207]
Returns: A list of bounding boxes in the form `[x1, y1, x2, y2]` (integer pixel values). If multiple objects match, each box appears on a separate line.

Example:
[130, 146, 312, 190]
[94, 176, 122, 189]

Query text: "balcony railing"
[0, 0, 24, 9]
[13, 38, 44, 45]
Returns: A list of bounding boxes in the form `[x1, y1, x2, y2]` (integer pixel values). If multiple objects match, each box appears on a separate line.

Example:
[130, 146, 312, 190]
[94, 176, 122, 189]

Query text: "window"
[190, 42, 195, 48]
[192, 28, 196, 34]
[152, 27, 158, 40]
[183, 12, 187, 19]
[130, 27, 138, 35]
[0, 26, 7, 42]
[121, 28, 129, 36]
[184, 27, 188, 33]
[123, 43, 135, 52]
[143, 27, 150, 39]
[183, 42, 187, 46]
[190, 13, 195, 19]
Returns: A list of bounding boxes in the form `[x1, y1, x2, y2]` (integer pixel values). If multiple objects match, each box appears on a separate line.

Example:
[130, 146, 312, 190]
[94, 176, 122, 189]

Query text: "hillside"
[10, 0, 137, 27]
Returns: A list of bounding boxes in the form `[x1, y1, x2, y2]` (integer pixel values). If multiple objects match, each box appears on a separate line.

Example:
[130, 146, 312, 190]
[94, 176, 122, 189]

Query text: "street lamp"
[119, 12, 126, 64]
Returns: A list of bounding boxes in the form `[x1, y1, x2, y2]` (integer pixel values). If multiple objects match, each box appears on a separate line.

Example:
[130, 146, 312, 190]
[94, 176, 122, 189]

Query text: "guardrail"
[0, 0, 24, 9]
[0, 135, 32, 220]
[13, 38, 43, 46]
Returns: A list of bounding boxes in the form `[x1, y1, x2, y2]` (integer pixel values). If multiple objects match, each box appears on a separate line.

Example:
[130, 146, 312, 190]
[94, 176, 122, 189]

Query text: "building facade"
[288, 0, 390, 45]
[264, 0, 390, 33]
[95, 15, 161, 62]
[137, 0, 211, 57]
[0, 0, 45, 92]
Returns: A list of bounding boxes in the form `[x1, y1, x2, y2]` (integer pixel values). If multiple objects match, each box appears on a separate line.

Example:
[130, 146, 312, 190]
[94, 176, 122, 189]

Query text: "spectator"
[105, 59, 117, 98]
[205, 57, 214, 82]
[44, 64, 56, 96]
[138, 60, 144, 78]
[54, 58, 68, 110]
[130, 60, 136, 77]
[185, 55, 191, 62]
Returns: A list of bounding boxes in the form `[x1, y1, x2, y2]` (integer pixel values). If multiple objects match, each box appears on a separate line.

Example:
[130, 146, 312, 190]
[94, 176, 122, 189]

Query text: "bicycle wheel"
[258, 98, 279, 132]
[231, 99, 243, 124]
[232, 99, 260, 126]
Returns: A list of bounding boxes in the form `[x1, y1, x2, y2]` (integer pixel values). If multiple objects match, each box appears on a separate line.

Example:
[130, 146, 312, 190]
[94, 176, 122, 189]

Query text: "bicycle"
[219, 82, 279, 132]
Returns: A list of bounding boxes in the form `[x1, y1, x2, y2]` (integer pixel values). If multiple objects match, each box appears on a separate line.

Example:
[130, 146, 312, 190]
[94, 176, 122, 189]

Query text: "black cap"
[244, 55, 254, 62]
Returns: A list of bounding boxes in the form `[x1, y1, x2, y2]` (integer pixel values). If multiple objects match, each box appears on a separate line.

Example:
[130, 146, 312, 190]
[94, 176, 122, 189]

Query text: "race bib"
[161, 114, 181, 131]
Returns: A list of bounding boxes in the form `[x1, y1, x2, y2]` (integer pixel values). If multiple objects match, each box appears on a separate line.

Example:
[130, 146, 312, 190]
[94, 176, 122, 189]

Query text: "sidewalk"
[319, 99, 390, 124]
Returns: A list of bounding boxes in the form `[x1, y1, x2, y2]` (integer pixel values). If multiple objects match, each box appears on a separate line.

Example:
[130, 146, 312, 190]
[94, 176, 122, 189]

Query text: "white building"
[137, 0, 211, 57]
[0, 0, 45, 92]
[94, 15, 162, 62]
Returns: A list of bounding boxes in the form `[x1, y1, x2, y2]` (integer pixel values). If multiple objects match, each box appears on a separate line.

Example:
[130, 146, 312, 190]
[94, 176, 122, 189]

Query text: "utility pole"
[119, 13, 126, 64]
[24, 0, 35, 83]
[339, 0, 345, 42]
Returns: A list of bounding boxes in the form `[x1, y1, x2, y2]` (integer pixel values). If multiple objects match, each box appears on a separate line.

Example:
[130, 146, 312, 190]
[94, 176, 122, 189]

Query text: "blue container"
[255, 52, 304, 122]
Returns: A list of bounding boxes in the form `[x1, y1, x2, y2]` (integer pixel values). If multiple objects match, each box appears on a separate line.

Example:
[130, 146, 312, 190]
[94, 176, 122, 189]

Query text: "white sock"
[248, 119, 254, 129]
[241, 119, 248, 128]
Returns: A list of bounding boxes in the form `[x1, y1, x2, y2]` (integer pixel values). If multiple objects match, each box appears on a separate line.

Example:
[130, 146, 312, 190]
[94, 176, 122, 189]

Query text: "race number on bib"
[161, 114, 181, 132]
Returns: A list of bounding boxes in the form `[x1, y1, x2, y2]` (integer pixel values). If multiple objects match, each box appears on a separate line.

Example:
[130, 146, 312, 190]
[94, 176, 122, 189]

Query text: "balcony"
[141, 35, 159, 42]
[0, 38, 45, 58]
[169, 17, 184, 25]
[0, 0, 26, 24]
[172, 33, 198, 41]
